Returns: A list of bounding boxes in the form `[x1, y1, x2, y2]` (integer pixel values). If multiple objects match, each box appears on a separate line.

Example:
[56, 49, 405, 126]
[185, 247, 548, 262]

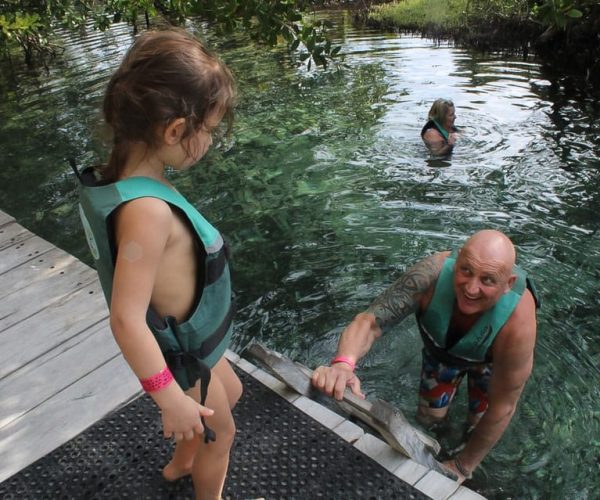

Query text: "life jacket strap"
[163, 328, 216, 443]
[161, 297, 236, 443]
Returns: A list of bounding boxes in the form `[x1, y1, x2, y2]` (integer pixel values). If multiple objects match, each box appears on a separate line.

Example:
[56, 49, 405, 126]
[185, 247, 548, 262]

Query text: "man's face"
[453, 247, 514, 317]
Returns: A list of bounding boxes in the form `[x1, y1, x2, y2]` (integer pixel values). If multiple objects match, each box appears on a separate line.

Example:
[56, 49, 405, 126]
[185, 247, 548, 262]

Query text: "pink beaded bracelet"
[139, 366, 174, 393]
[330, 355, 356, 372]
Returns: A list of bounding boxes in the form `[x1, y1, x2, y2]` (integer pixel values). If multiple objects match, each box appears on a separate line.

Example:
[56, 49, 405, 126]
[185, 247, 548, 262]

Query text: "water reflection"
[0, 12, 598, 500]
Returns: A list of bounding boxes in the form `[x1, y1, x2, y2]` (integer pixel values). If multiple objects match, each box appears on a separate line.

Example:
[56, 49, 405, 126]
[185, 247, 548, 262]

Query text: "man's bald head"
[461, 230, 516, 279]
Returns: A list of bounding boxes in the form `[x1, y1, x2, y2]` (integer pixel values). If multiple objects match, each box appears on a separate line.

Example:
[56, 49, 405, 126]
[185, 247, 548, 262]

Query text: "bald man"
[312, 230, 539, 482]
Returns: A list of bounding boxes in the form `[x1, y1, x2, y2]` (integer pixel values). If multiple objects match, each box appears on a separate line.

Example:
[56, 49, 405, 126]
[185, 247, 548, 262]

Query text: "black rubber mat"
[0, 367, 429, 500]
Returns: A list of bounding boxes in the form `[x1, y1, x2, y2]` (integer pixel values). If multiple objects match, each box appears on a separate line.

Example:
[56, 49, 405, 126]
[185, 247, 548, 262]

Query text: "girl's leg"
[162, 357, 242, 483]
[192, 357, 242, 500]
[162, 432, 200, 481]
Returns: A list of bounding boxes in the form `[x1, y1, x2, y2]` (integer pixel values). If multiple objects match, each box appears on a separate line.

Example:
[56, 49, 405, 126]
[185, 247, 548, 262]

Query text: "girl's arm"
[110, 197, 211, 439]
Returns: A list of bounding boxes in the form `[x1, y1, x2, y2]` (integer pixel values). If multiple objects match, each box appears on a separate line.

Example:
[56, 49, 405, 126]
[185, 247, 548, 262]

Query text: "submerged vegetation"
[364, 0, 600, 84]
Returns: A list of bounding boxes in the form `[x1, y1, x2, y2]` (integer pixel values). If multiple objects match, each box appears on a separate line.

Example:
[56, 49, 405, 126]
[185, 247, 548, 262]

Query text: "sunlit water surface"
[0, 11, 598, 499]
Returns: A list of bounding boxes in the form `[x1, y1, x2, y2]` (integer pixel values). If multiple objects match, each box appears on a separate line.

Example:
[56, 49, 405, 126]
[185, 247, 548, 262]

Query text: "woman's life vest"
[417, 251, 539, 367]
[73, 165, 235, 442]
[421, 119, 459, 141]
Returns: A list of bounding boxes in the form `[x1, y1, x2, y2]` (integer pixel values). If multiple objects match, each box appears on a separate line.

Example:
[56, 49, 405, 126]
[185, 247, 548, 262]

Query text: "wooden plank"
[0, 354, 141, 483]
[0, 221, 33, 251]
[0, 320, 120, 429]
[0, 250, 98, 332]
[0, 279, 108, 380]
[448, 486, 487, 500]
[0, 210, 15, 228]
[245, 343, 448, 476]
[415, 470, 461, 500]
[0, 233, 55, 275]
[0, 213, 141, 483]
[0, 247, 90, 298]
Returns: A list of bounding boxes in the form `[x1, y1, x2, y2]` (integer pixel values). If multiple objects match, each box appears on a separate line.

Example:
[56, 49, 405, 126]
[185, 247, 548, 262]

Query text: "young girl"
[74, 28, 242, 500]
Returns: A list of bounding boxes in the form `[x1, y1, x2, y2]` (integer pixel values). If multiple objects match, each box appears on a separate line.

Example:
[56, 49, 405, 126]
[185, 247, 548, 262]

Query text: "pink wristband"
[140, 366, 174, 393]
[330, 355, 355, 371]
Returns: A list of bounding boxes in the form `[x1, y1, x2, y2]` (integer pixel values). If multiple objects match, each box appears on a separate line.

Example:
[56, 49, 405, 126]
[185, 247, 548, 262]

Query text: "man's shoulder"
[417, 251, 451, 281]
[417, 251, 452, 311]
[494, 289, 537, 353]
[510, 288, 537, 323]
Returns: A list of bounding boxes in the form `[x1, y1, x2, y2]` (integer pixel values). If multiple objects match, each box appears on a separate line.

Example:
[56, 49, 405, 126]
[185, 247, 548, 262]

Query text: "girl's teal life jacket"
[74, 166, 235, 442]
[417, 250, 539, 366]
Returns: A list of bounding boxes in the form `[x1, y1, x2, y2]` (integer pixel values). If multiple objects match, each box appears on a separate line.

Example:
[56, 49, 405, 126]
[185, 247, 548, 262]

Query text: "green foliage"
[369, 0, 468, 28]
[368, 0, 589, 34]
[0, 0, 340, 69]
[0, 12, 43, 40]
[532, 0, 583, 30]
[467, 0, 531, 20]
[104, 0, 160, 27]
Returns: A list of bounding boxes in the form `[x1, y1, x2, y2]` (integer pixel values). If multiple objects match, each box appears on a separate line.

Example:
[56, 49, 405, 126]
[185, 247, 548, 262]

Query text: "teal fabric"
[77, 173, 233, 389]
[418, 250, 534, 363]
[431, 119, 450, 140]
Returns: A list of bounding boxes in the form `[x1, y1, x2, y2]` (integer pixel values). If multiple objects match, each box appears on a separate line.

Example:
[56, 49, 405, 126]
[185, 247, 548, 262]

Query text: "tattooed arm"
[312, 252, 447, 400]
[367, 251, 447, 331]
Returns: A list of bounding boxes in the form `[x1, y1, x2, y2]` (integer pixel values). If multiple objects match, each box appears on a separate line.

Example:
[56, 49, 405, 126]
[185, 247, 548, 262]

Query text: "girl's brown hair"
[101, 28, 236, 182]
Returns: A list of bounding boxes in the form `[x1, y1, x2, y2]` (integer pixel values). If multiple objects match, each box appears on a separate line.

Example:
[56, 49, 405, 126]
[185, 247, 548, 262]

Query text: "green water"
[0, 12, 598, 499]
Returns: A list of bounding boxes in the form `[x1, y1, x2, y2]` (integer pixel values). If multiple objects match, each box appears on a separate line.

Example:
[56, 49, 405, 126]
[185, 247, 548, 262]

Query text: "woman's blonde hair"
[428, 98, 454, 124]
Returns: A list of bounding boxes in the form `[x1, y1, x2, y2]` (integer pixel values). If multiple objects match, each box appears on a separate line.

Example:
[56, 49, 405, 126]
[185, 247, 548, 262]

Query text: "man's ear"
[505, 274, 517, 293]
[163, 118, 186, 146]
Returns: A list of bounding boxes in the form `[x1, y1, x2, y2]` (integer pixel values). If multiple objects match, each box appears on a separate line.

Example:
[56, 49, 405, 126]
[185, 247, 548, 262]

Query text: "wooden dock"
[0, 210, 140, 483]
[0, 210, 485, 499]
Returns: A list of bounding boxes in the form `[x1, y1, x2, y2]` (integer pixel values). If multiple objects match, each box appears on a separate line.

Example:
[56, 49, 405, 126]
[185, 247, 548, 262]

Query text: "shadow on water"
[425, 157, 453, 168]
[0, 11, 598, 500]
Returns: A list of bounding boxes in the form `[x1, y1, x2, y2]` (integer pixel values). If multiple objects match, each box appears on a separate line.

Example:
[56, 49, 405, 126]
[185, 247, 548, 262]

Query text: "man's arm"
[311, 252, 446, 399]
[367, 251, 447, 330]
[455, 290, 537, 475]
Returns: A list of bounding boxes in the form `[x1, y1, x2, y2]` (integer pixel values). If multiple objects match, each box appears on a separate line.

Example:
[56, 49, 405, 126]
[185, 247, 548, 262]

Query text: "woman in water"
[421, 98, 458, 156]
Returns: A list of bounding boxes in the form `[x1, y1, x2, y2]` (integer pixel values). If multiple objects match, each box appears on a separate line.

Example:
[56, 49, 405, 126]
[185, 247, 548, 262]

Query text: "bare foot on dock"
[163, 434, 199, 481]
[162, 459, 192, 481]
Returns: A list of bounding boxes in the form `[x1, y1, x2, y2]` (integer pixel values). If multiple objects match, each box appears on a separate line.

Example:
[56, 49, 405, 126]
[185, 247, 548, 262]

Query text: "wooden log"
[245, 343, 453, 478]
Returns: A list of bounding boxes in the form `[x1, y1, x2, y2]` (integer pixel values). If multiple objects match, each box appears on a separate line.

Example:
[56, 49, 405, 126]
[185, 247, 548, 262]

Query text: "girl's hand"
[160, 393, 214, 441]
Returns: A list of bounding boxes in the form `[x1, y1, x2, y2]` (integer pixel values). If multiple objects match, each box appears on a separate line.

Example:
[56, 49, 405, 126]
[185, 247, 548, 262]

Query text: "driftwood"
[246, 343, 452, 477]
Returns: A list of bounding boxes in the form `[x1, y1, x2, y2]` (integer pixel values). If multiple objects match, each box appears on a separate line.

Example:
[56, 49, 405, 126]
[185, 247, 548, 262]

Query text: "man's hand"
[311, 363, 365, 400]
[161, 393, 214, 441]
[442, 459, 467, 484]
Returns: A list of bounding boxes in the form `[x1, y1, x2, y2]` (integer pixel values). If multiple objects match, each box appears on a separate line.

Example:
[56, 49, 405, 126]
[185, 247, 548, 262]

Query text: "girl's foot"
[162, 459, 192, 481]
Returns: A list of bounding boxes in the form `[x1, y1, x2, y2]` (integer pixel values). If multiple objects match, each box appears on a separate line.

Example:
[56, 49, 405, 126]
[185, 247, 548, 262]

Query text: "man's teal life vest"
[417, 251, 539, 366]
[74, 166, 235, 442]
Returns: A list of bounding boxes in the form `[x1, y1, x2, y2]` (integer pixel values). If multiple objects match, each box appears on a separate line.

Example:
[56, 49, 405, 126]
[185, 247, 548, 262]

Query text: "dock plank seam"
[0, 315, 110, 383]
